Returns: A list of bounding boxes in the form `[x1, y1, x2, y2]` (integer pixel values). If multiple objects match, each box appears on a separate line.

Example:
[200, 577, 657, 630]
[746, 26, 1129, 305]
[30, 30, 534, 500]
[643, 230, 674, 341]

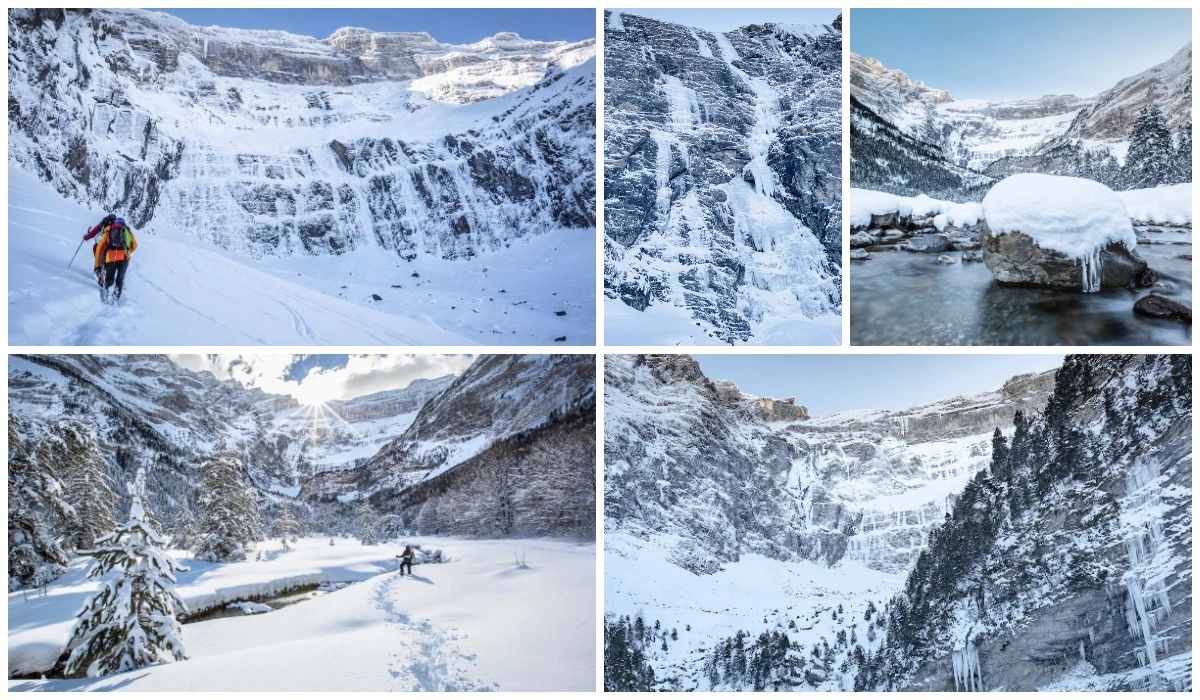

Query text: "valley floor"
[605, 533, 901, 691]
[9, 537, 595, 692]
[9, 167, 595, 345]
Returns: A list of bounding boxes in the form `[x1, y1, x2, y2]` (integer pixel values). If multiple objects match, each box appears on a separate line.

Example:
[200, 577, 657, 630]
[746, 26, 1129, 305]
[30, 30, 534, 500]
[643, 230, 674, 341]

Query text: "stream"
[850, 226, 1192, 346]
[181, 580, 353, 624]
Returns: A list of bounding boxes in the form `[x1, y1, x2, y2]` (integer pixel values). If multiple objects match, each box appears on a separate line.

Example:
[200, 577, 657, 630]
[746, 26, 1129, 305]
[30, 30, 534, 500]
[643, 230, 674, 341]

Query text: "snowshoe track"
[372, 572, 494, 692]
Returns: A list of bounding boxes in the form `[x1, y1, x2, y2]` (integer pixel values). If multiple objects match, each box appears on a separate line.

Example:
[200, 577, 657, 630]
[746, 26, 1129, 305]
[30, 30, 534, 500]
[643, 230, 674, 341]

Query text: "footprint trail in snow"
[372, 572, 497, 692]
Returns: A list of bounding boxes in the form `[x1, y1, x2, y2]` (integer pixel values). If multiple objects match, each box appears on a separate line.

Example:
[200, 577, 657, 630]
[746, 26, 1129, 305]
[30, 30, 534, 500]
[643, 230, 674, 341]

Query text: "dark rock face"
[8, 8, 596, 259]
[888, 355, 1192, 692]
[982, 222, 1150, 291]
[603, 12, 841, 343]
[1134, 294, 1192, 323]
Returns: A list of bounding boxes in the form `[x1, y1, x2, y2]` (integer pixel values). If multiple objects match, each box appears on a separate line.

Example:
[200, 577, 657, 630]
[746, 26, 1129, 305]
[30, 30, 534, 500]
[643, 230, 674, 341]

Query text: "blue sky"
[154, 9, 595, 43]
[851, 9, 1191, 100]
[694, 354, 1063, 416]
[613, 8, 839, 34]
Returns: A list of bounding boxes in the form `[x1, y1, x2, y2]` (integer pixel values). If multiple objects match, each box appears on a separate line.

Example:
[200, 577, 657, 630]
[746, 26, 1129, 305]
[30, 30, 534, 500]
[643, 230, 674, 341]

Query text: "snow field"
[605, 533, 902, 690]
[9, 167, 594, 345]
[1119, 183, 1193, 225]
[10, 537, 595, 691]
[849, 188, 982, 229]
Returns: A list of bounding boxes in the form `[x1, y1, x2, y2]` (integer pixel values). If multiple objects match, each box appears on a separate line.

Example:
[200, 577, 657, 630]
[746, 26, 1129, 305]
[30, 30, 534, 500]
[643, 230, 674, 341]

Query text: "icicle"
[1080, 248, 1102, 293]
[1079, 638, 1086, 661]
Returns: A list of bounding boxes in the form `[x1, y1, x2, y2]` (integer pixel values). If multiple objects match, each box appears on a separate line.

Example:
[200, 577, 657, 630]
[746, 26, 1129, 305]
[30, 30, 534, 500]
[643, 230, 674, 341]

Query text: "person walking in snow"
[92, 216, 138, 301]
[82, 214, 116, 280]
[399, 544, 415, 576]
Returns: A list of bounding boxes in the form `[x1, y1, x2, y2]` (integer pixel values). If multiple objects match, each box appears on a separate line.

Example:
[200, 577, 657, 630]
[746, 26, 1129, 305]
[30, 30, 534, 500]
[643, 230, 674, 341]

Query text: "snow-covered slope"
[851, 45, 1191, 198]
[8, 9, 596, 345]
[10, 537, 595, 690]
[603, 12, 842, 345]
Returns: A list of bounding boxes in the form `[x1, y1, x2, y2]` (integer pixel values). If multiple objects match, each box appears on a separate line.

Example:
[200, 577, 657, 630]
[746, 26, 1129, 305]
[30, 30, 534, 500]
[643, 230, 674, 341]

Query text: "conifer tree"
[171, 500, 198, 551]
[271, 503, 302, 552]
[40, 421, 118, 551]
[193, 449, 262, 561]
[64, 468, 188, 677]
[355, 499, 381, 545]
[1124, 105, 1175, 188]
[8, 415, 72, 589]
[1174, 124, 1192, 183]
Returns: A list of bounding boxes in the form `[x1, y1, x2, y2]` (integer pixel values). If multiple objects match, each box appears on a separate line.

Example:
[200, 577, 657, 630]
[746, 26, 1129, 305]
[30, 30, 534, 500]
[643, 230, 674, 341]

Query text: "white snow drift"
[849, 188, 982, 230]
[9, 537, 595, 691]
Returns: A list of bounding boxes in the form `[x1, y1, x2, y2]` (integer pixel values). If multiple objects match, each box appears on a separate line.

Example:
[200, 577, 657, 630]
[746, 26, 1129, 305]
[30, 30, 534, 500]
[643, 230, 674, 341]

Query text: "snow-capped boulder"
[981, 174, 1149, 292]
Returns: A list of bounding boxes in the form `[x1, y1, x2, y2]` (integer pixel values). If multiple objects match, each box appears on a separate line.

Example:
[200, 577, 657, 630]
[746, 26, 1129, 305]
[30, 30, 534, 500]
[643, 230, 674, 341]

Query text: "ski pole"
[67, 238, 84, 269]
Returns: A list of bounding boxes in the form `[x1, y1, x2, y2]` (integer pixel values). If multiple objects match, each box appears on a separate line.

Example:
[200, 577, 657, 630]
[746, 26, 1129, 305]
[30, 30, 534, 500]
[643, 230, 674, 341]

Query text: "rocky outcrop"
[982, 222, 1152, 290]
[603, 12, 841, 343]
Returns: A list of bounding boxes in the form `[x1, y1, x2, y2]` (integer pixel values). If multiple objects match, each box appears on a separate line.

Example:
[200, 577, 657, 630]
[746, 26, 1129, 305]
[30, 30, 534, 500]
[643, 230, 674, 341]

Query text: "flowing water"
[850, 226, 1192, 346]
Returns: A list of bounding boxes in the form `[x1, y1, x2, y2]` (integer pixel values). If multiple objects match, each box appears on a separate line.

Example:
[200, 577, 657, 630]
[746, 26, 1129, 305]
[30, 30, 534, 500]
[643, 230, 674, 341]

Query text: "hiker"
[399, 544, 415, 576]
[82, 214, 116, 280]
[92, 216, 138, 300]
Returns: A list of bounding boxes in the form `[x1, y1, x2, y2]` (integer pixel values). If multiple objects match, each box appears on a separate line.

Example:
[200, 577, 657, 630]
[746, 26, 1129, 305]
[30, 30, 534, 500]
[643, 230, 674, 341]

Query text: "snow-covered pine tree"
[193, 448, 262, 561]
[355, 499, 381, 545]
[1124, 105, 1175, 188]
[40, 421, 119, 551]
[170, 500, 198, 551]
[8, 415, 73, 590]
[64, 468, 188, 678]
[1174, 124, 1192, 183]
[271, 503, 302, 552]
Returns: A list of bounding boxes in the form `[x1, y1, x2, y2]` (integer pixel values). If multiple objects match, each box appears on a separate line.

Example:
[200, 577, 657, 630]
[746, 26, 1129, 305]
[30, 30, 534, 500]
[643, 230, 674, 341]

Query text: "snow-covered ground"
[604, 298, 840, 346]
[606, 532, 902, 690]
[9, 167, 595, 345]
[1119, 183, 1193, 226]
[849, 188, 982, 230]
[9, 537, 595, 691]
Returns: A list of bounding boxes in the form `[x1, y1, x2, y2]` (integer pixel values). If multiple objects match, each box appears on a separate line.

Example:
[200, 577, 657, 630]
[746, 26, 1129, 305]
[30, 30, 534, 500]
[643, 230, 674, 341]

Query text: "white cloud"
[168, 354, 474, 403]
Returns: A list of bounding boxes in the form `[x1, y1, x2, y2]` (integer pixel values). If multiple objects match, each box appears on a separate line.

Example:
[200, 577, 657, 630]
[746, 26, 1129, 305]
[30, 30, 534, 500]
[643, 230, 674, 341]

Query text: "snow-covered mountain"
[605, 355, 1053, 577]
[850, 44, 1191, 198]
[605, 354, 1192, 691]
[9, 9, 595, 256]
[603, 12, 842, 345]
[8, 353, 595, 539]
[8, 9, 596, 345]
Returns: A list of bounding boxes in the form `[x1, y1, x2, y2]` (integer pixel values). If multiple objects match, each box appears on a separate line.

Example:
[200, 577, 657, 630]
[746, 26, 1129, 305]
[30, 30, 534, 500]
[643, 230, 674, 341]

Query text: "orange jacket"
[93, 225, 138, 267]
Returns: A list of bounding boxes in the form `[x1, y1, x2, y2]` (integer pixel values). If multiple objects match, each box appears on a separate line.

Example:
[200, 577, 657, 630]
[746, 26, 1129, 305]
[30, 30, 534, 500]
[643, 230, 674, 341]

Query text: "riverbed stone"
[906, 233, 951, 253]
[981, 221, 1150, 291]
[1133, 294, 1191, 323]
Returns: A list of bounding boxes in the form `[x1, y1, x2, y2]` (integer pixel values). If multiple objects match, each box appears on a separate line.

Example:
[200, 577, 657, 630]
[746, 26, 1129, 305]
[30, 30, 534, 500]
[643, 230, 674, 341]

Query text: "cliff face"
[603, 12, 842, 343]
[8, 8, 595, 258]
[604, 354, 1055, 576]
[863, 355, 1191, 692]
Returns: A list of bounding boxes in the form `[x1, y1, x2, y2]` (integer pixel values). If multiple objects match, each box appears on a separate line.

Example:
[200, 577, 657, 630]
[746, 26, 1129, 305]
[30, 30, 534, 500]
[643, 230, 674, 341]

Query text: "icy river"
[850, 226, 1192, 346]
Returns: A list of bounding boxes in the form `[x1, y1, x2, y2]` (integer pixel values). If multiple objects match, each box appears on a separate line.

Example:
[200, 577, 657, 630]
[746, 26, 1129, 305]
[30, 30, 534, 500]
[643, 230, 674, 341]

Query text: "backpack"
[107, 224, 128, 251]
